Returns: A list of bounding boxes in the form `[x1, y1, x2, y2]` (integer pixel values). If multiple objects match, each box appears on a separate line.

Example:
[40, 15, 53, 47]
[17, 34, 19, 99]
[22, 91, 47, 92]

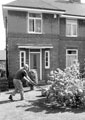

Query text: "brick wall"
[8, 11, 59, 35]
[7, 33, 59, 80]
[7, 33, 85, 85]
[59, 36, 85, 70]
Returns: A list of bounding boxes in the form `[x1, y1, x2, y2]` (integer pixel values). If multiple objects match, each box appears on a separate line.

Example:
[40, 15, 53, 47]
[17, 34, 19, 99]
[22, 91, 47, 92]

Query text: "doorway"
[30, 52, 40, 80]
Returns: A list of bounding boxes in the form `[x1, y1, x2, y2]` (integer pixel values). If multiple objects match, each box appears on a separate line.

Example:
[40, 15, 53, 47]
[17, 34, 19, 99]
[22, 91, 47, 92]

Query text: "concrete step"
[38, 80, 46, 85]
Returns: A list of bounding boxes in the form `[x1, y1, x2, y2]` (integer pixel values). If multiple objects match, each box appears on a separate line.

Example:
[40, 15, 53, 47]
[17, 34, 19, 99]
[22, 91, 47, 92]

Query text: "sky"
[0, 0, 85, 50]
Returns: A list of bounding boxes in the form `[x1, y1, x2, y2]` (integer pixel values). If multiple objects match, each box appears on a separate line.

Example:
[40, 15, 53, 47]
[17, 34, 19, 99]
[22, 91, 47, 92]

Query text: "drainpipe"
[5, 17, 9, 78]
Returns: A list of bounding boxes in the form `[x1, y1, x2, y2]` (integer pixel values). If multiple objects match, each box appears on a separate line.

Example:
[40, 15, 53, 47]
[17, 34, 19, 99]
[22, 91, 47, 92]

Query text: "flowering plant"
[42, 60, 85, 108]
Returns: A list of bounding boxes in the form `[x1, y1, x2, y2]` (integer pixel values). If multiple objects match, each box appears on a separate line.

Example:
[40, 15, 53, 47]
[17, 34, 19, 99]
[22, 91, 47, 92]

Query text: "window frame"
[20, 51, 26, 69]
[66, 19, 77, 37]
[45, 51, 50, 69]
[28, 13, 42, 34]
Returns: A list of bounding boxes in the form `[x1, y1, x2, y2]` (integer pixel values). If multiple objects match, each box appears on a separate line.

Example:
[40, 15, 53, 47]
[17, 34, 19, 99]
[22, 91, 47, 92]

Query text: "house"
[2, 0, 85, 84]
[0, 50, 8, 91]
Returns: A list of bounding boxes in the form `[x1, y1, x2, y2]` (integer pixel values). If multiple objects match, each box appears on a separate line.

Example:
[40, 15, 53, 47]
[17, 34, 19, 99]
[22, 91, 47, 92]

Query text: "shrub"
[43, 60, 85, 108]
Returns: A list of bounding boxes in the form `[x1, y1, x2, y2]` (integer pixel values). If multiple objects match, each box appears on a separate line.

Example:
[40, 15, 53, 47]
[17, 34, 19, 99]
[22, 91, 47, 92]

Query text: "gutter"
[61, 14, 85, 19]
[2, 5, 65, 14]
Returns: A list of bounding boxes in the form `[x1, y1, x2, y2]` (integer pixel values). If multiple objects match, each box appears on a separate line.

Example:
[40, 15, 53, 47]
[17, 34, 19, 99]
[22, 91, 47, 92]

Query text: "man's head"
[24, 64, 29, 71]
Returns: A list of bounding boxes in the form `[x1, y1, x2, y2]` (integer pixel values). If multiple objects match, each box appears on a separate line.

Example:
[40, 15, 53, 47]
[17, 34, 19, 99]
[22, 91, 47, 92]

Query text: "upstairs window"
[45, 51, 50, 69]
[20, 51, 26, 68]
[28, 13, 42, 33]
[66, 19, 77, 37]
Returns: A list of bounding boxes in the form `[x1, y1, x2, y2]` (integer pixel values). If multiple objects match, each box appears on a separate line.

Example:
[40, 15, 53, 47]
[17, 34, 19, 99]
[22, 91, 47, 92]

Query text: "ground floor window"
[45, 51, 50, 69]
[66, 49, 78, 67]
[20, 51, 26, 68]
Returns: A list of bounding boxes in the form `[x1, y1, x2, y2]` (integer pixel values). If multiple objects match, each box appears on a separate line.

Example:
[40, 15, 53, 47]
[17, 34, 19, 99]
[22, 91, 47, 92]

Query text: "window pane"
[29, 13, 41, 18]
[45, 52, 48, 67]
[35, 19, 41, 32]
[46, 61, 48, 66]
[21, 56, 24, 67]
[35, 14, 41, 18]
[21, 52, 24, 57]
[21, 62, 24, 67]
[45, 51, 50, 68]
[66, 55, 72, 67]
[20, 51, 26, 68]
[21, 58, 24, 62]
[46, 57, 48, 62]
[73, 24, 77, 35]
[68, 50, 76, 54]
[46, 53, 48, 61]
[29, 19, 34, 32]
[67, 24, 71, 35]
[29, 13, 35, 17]
[33, 54, 37, 69]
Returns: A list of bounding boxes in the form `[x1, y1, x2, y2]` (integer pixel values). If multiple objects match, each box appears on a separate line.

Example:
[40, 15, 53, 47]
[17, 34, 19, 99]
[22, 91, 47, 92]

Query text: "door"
[30, 53, 40, 80]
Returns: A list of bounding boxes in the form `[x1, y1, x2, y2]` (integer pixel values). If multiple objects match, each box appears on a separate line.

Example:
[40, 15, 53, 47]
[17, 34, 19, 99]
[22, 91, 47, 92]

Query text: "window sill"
[45, 67, 50, 69]
[66, 35, 78, 37]
[28, 32, 42, 34]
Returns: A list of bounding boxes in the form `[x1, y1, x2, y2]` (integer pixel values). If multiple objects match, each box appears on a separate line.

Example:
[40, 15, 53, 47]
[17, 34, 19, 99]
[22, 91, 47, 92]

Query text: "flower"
[42, 60, 85, 108]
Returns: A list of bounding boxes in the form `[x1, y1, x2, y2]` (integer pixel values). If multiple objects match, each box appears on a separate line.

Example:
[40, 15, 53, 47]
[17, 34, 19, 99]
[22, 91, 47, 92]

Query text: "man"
[9, 64, 37, 101]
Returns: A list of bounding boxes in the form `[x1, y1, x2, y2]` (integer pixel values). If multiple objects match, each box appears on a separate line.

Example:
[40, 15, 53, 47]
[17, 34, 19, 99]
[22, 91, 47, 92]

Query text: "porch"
[18, 44, 53, 83]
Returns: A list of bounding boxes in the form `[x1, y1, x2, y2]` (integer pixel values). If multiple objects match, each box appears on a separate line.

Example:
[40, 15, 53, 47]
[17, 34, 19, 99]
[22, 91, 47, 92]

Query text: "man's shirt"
[14, 69, 27, 80]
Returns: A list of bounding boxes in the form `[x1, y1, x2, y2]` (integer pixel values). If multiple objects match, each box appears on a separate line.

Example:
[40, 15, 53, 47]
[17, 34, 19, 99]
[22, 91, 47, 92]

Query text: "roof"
[2, 0, 85, 17]
[0, 50, 6, 60]
[44, 0, 85, 16]
[3, 0, 65, 12]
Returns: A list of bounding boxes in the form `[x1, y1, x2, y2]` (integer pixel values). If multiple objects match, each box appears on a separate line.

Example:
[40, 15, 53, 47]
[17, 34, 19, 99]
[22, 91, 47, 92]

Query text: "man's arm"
[23, 76, 37, 86]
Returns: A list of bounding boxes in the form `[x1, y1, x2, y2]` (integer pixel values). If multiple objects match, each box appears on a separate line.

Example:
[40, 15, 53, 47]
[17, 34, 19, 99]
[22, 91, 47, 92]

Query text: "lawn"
[0, 87, 85, 120]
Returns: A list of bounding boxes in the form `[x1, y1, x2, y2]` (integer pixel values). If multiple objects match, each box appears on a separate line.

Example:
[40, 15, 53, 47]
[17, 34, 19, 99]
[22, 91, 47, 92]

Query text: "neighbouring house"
[0, 50, 6, 73]
[0, 50, 8, 91]
[2, 0, 85, 85]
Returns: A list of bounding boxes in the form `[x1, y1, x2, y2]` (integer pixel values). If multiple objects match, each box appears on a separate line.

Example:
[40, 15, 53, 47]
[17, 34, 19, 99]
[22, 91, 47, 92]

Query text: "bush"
[0, 77, 9, 91]
[43, 60, 85, 108]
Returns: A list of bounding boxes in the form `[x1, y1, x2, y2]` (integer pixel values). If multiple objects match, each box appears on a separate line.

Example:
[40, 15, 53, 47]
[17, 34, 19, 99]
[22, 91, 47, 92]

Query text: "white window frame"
[66, 49, 78, 67]
[20, 51, 26, 69]
[45, 51, 50, 69]
[66, 19, 77, 37]
[28, 13, 42, 34]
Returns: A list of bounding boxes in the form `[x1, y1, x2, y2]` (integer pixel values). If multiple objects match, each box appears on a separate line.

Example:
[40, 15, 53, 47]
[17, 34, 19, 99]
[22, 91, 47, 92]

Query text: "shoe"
[20, 99, 24, 101]
[30, 87, 34, 90]
[9, 95, 13, 101]
[20, 98, 24, 101]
